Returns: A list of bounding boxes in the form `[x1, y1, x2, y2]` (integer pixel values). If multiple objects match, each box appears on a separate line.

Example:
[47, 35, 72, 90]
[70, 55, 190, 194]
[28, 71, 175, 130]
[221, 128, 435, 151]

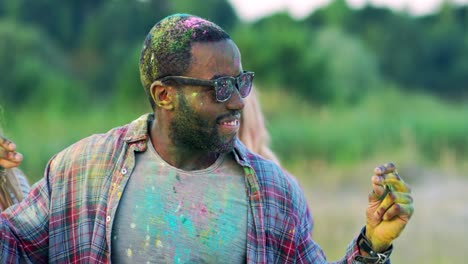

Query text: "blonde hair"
[239, 88, 280, 165]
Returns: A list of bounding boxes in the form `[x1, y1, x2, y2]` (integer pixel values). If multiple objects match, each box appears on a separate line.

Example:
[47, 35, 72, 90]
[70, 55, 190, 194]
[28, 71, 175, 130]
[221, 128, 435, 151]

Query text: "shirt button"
[106, 216, 111, 222]
[121, 168, 127, 175]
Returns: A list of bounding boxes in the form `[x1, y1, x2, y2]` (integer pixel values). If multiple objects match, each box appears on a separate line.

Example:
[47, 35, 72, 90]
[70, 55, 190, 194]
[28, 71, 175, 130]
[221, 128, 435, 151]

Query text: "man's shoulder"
[245, 153, 308, 217]
[48, 125, 128, 170]
[66, 124, 130, 154]
[51, 114, 151, 166]
[59, 113, 151, 156]
[245, 152, 302, 194]
[234, 141, 296, 189]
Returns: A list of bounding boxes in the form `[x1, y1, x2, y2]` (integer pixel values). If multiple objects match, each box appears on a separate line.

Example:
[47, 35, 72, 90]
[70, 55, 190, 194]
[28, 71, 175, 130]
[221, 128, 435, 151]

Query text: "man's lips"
[219, 119, 240, 126]
[216, 113, 241, 126]
[217, 113, 241, 132]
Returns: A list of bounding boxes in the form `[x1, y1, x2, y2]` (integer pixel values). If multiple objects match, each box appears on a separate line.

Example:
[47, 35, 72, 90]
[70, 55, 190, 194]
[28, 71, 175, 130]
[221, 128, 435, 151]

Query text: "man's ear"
[150, 81, 175, 110]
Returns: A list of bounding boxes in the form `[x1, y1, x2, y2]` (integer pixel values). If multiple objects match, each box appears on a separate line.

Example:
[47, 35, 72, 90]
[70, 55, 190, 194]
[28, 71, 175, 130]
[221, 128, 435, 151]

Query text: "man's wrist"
[354, 226, 392, 264]
[364, 226, 392, 253]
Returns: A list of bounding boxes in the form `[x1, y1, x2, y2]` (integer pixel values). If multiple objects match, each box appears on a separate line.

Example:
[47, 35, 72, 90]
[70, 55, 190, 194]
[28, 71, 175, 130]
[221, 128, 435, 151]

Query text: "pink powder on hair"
[183, 17, 205, 29]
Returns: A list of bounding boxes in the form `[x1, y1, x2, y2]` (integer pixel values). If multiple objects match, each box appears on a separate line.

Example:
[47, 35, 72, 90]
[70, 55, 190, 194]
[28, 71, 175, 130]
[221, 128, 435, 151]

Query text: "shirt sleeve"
[0, 163, 52, 263]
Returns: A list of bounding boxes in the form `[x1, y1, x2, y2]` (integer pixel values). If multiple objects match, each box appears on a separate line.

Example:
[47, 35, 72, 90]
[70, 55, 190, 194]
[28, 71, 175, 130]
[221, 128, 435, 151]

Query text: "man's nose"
[225, 88, 245, 111]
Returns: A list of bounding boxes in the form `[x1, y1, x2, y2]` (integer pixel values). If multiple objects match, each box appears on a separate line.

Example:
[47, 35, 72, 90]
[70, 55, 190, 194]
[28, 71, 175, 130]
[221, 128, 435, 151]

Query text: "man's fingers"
[369, 175, 386, 201]
[373, 162, 410, 193]
[382, 203, 414, 221]
[384, 177, 411, 193]
[374, 192, 413, 219]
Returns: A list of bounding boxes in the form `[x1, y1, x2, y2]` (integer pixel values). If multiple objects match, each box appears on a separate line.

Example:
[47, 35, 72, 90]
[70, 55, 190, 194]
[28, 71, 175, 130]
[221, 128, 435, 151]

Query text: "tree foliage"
[0, 20, 86, 109]
[1, 0, 467, 110]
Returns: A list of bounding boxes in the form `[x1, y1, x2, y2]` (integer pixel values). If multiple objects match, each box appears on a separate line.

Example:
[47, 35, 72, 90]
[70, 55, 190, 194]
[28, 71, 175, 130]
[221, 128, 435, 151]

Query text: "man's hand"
[365, 162, 414, 252]
[0, 135, 23, 169]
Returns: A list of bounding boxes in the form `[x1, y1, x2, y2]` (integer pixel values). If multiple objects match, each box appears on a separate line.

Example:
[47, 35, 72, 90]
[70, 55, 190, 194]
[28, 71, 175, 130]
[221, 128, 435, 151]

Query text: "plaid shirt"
[0, 114, 363, 263]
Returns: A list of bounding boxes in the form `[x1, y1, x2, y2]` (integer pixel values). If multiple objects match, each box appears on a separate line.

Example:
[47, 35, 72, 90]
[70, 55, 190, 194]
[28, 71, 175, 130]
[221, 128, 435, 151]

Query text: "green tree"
[305, 0, 353, 28]
[305, 27, 381, 104]
[0, 20, 85, 110]
[169, 0, 238, 30]
[231, 13, 310, 92]
[416, 3, 468, 98]
[233, 12, 380, 104]
[77, 0, 173, 99]
[331, 2, 468, 99]
[1, 0, 106, 49]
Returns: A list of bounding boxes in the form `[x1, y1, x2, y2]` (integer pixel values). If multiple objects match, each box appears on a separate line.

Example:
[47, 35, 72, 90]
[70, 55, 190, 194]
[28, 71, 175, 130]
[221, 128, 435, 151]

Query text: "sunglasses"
[157, 71, 254, 102]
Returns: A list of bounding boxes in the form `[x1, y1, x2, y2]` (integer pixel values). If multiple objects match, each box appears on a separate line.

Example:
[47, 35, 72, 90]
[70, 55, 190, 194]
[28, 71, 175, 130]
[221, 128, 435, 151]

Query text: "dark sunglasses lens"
[238, 73, 253, 98]
[215, 78, 234, 102]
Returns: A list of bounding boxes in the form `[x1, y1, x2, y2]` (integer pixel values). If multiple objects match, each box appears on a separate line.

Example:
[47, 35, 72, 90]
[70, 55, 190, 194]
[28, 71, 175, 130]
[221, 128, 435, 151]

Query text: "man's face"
[169, 40, 244, 153]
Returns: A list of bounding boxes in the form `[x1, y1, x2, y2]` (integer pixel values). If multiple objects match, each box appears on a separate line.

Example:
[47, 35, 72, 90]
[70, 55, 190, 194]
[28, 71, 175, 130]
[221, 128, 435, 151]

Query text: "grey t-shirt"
[111, 142, 248, 263]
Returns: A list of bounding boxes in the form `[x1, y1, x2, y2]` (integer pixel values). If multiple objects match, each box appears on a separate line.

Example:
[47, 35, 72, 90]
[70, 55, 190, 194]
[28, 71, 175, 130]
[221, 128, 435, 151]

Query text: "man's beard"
[169, 94, 237, 153]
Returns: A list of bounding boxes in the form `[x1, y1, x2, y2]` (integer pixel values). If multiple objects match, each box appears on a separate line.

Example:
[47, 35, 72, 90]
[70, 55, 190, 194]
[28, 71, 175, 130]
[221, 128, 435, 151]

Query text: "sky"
[228, 0, 468, 21]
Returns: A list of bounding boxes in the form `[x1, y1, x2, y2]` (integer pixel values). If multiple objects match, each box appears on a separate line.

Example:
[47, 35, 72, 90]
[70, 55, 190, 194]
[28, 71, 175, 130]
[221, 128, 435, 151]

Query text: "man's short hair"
[139, 14, 231, 110]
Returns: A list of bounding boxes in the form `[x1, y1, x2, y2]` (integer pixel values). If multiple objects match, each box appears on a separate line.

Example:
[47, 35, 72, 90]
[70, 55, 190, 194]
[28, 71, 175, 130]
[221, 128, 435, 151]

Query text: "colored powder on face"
[188, 92, 203, 109]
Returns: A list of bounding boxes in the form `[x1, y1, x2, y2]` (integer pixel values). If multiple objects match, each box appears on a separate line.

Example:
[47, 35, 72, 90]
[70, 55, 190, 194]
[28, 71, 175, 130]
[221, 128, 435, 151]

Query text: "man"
[0, 14, 413, 263]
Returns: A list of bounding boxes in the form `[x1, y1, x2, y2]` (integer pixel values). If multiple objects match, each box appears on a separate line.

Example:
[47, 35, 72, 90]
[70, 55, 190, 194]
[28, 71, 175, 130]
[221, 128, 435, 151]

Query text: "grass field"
[262, 88, 468, 263]
[2, 87, 467, 263]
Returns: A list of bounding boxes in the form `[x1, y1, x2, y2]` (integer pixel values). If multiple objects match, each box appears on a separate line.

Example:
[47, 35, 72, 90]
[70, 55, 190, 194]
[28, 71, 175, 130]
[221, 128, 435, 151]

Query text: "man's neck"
[149, 119, 220, 171]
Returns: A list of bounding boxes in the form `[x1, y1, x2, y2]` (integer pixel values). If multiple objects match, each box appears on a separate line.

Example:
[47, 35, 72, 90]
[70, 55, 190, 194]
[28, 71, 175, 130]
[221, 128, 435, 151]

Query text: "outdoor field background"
[1, 1, 467, 263]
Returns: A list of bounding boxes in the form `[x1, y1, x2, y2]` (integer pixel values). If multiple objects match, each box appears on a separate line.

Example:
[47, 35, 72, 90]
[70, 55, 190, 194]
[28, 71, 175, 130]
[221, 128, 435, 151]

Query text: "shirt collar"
[233, 138, 251, 166]
[123, 113, 152, 144]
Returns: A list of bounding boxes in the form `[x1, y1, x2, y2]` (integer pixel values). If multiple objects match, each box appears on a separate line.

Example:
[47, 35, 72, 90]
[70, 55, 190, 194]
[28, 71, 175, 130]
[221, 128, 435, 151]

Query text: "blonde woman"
[238, 87, 281, 165]
[0, 132, 29, 211]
